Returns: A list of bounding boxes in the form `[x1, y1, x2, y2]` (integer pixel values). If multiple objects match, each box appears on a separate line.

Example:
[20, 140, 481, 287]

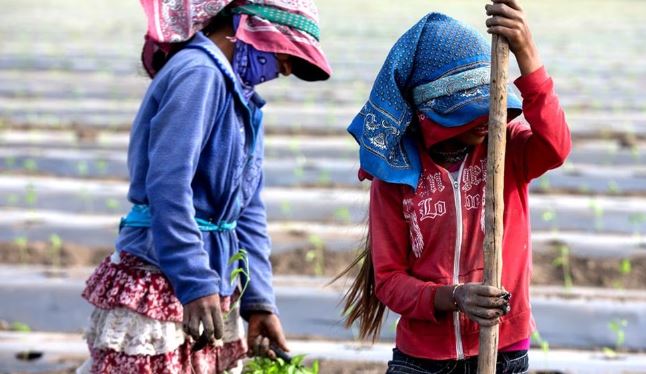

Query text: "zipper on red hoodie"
[447, 159, 467, 360]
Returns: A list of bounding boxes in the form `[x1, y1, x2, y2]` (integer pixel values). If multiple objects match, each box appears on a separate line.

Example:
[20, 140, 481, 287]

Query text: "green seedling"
[77, 187, 93, 212]
[607, 180, 621, 194]
[105, 198, 121, 212]
[23, 159, 38, 173]
[628, 212, 646, 240]
[77, 160, 89, 177]
[531, 331, 550, 355]
[334, 207, 352, 224]
[612, 258, 632, 289]
[293, 166, 305, 180]
[589, 198, 604, 231]
[244, 354, 319, 374]
[24, 184, 37, 207]
[95, 159, 108, 175]
[603, 319, 628, 359]
[537, 176, 551, 192]
[227, 249, 250, 314]
[10, 322, 31, 333]
[531, 330, 550, 368]
[541, 209, 557, 232]
[552, 244, 573, 289]
[620, 258, 632, 276]
[280, 201, 293, 218]
[317, 170, 332, 186]
[49, 234, 63, 267]
[306, 234, 325, 276]
[630, 146, 640, 162]
[14, 236, 28, 264]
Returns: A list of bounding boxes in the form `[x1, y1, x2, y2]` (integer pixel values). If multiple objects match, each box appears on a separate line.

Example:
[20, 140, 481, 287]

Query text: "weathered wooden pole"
[477, 31, 509, 374]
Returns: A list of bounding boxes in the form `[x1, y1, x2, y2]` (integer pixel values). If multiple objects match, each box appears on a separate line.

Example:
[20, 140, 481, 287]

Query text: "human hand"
[183, 294, 224, 351]
[454, 283, 511, 327]
[247, 312, 289, 360]
[485, 0, 543, 76]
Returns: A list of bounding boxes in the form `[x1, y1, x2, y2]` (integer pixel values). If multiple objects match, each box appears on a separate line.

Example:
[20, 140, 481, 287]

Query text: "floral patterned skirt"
[77, 252, 247, 374]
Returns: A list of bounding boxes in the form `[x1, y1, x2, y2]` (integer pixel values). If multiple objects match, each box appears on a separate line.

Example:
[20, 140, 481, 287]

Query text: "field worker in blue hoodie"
[76, 1, 332, 373]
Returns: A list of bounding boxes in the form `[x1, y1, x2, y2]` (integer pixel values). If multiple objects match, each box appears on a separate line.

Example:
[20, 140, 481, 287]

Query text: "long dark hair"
[331, 230, 387, 342]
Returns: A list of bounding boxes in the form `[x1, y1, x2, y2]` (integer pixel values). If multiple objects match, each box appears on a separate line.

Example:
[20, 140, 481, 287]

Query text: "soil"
[4, 357, 562, 374]
[0, 241, 112, 268]
[1, 242, 645, 289]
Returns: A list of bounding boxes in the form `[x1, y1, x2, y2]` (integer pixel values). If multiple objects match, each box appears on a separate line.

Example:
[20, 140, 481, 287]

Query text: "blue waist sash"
[120, 205, 237, 232]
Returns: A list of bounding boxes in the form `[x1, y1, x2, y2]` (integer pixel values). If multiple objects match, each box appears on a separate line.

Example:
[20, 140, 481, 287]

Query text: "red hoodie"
[369, 67, 571, 360]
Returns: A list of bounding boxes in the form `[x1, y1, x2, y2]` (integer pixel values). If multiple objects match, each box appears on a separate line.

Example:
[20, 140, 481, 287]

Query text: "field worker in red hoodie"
[338, 1, 571, 373]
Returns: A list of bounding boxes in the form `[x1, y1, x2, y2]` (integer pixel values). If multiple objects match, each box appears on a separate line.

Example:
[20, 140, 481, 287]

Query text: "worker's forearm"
[515, 42, 543, 77]
[433, 285, 459, 313]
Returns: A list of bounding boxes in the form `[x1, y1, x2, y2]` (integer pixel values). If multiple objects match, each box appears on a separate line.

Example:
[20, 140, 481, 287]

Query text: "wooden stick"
[477, 33, 509, 374]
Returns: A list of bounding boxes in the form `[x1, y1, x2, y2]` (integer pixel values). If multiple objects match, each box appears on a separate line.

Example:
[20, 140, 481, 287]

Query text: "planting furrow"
[2, 332, 646, 374]
[3, 71, 646, 114]
[3, 149, 646, 195]
[1, 209, 644, 259]
[3, 133, 645, 169]
[2, 52, 646, 84]
[0, 268, 644, 351]
[1, 175, 645, 235]
[3, 100, 646, 140]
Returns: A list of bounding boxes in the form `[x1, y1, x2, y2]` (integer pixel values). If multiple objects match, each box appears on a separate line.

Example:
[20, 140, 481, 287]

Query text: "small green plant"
[280, 201, 293, 218]
[537, 176, 551, 192]
[49, 234, 63, 267]
[630, 146, 640, 162]
[77, 160, 89, 177]
[531, 331, 550, 355]
[603, 319, 628, 359]
[227, 249, 250, 315]
[78, 187, 93, 212]
[317, 170, 332, 186]
[552, 244, 573, 289]
[105, 198, 121, 212]
[541, 209, 557, 232]
[607, 180, 621, 194]
[244, 354, 319, 374]
[95, 159, 108, 175]
[24, 183, 37, 207]
[589, 198, 604, 231]
[10, 322, 31, 332]
[288, 139, 301, 155]
[293, 166, 305, 180]
[306, 234, 325, 276]
[22, 159, 38, 173]
[334, 207, 352, 224]
[628, 212, 646, 240]
[613, 258, 633, 289]
[14, 236, 28, 263]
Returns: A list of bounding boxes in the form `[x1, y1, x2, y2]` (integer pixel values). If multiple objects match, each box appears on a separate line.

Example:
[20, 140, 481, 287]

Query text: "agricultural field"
[1, 0, 646, 373]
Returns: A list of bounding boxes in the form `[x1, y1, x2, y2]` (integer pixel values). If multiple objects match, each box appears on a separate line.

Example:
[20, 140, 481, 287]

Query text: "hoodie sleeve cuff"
[421, 283, 440, 324]
[514, 66, 549, 97]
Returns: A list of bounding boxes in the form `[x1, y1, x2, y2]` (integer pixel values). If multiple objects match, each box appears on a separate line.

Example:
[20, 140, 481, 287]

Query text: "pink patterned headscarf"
[140, 0, 331, 81]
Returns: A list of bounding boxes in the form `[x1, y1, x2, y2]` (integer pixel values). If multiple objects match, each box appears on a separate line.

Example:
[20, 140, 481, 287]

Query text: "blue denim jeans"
[386, 348, 529, 374]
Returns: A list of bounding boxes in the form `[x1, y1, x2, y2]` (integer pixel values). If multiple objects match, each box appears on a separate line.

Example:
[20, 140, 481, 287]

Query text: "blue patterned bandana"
[232, 16, 280, 98]
[347, 13, 522, 189]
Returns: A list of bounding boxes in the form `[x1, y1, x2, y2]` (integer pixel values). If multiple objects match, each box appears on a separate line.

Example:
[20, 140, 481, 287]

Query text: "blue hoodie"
[115, 32, 276, 317]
